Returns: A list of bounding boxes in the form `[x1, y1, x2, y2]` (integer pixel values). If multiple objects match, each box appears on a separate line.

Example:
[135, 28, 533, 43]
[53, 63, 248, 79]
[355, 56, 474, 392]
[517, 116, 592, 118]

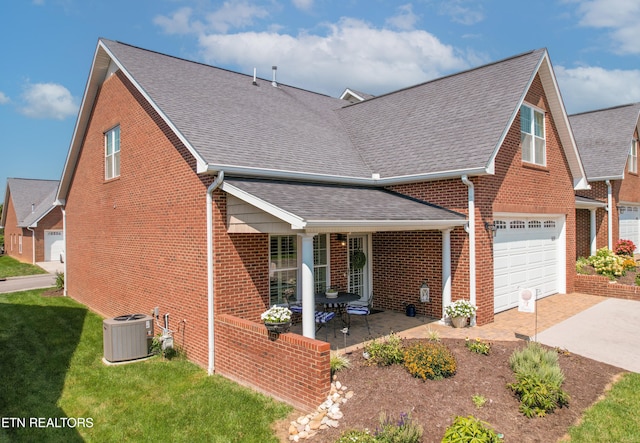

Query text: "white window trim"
[629, 139, 638, 174]
[105, 125, 121, 180]
[520, 103, 546, 166]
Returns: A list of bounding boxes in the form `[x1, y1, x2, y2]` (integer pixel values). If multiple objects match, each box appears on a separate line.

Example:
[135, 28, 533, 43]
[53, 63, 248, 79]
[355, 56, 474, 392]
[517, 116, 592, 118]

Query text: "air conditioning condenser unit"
[103, 314, 154, 362]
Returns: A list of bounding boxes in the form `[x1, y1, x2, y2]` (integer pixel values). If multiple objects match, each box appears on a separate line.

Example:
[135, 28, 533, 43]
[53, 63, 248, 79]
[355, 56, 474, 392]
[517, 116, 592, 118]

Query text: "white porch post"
[441, 228, 452, 321]
[299, 233, 316, 339]
[590, 208, 597, 256]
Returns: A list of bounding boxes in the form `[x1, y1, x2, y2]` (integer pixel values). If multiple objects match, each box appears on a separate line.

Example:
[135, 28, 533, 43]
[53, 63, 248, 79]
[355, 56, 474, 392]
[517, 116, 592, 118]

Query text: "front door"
[348, 235, 370, 302]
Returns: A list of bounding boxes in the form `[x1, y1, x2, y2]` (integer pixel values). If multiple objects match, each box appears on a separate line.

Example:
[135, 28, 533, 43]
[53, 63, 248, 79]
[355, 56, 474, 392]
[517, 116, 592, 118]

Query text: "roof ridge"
[570, 102, 640, 117]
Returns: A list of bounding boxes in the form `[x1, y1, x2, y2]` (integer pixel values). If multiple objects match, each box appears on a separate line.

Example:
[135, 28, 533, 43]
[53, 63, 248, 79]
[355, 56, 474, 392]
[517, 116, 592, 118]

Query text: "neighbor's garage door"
[44, 230, 64, 261]
[493, 216, 564, 313]
[619, 206, 640, 253]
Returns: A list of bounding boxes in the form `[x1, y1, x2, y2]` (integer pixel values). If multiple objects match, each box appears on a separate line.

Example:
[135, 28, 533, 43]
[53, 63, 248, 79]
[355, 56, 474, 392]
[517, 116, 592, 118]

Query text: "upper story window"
[105, 125, 121, 180]
[629, 139, 638, 174]
[520, 104, 546, 166]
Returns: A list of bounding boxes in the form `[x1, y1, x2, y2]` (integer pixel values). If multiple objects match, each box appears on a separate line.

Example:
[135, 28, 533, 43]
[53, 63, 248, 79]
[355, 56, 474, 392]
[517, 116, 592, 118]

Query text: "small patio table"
[315, 292, 360, 329]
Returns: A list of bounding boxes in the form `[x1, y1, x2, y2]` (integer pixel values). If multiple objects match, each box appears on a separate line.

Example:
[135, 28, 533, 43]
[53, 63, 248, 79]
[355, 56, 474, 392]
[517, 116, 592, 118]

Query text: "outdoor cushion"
[346, 305, 370, 315]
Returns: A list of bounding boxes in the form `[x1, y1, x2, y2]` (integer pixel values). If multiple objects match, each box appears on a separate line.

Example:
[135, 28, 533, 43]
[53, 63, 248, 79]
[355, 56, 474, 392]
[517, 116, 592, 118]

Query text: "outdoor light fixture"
[336, 234, 347, 246]
[484, 221, 497, 237]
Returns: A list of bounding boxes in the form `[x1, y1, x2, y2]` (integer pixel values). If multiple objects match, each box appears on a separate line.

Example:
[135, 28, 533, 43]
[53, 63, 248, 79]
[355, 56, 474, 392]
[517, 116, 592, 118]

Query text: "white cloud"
[573, 0, 640, 54]
[385, 4, 419, 31]
[556, 65, 640, 113]
[20, 83, 78, 120]
[438, 0, 484, 25]
[292, 0, 313, 11]
[154, 1, 269, 35]
[0, 91, 9, 104]
[197, 17, 469, 97]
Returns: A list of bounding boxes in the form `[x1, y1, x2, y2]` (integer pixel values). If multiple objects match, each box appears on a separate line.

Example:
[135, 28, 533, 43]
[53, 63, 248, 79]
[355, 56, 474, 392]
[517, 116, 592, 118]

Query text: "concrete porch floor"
[290, 292, 607, 353]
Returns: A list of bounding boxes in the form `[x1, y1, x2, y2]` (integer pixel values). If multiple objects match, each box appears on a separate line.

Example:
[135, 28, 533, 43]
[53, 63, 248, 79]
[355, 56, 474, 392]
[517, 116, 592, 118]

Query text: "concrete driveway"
[536, 298, 640, 373]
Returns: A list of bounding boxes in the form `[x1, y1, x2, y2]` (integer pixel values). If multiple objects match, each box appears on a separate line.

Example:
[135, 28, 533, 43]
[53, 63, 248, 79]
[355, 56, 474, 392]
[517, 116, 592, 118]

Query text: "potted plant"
[445, 299, 477, 328]
[261, 305, 292, 333]
[325, 287, 339, 298]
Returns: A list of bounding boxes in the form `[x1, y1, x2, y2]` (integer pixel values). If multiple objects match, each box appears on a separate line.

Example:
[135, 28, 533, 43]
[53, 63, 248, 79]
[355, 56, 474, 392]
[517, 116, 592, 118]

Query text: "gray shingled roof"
[223, 178, 466, 227]
[570, 103, 640, 180]
[338, 49, 546, 178]
[5, 178, 59, 227]
[101, 39, 371, 179]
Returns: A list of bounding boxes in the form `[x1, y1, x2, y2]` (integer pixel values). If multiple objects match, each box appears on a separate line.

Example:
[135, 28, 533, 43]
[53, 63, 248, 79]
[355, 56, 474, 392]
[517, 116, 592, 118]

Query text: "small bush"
[576, 256, 590, 274]
[508, 342, 569, 417]
[465, 337, 491, 355]
[364, 333, 404, 366]
[375, 412, 423, 443]
[335, 429, 376, 442]
[441, 415, 500, 443]
[54, 271, 64, 290]
[614, 239, 636, 256]
[588, 247, 625, 279]
[622, 257, 637, 271]
[472, 394, 487, 409]
[331, 351, 351, 375]
[403, 341, 457, 380]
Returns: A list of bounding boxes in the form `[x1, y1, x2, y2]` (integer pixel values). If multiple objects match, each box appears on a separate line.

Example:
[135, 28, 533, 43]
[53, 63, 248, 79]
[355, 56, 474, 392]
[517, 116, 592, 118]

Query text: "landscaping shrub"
[575, 256, 589, 274]
[335, 429, 376, 442]
[403, 341, 457, 380]
[375, 412, 423, 442]
[330, 351, 351, 376]
[508, 342, 569, 417]
[54, 271, 64, 290]
[441, 415, 500, 443]
[465, 337, 491, 355]
[588, 247, 625, 279]
[614, 239, 636, 256]
[364, 333, 404, 366]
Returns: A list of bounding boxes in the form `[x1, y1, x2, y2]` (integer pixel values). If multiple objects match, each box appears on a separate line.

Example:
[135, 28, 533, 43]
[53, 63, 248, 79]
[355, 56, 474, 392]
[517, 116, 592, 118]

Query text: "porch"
[289, 292, 606, 352]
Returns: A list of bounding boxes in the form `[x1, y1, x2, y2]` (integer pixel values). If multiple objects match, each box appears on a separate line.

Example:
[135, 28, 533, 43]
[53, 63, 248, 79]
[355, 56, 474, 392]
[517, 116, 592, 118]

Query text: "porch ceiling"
[575, 196, 607, 209]
[222, 178, 467, 233]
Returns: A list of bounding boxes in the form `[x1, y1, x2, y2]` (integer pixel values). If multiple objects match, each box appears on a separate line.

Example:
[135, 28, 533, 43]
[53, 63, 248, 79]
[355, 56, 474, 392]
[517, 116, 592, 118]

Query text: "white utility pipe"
[606, 180, 612, 250]
[461, 175, 477, 326]
[62, 207, 67, 296]
[207, 171, 225, 375]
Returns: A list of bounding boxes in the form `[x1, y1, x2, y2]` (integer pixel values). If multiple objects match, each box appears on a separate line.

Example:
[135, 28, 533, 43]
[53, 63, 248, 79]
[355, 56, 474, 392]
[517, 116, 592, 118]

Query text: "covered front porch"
[222, 177, 468, 341]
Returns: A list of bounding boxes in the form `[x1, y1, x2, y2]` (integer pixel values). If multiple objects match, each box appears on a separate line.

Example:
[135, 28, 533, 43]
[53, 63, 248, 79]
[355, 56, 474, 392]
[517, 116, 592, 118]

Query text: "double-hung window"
[629, 139, 638, 174]
[520, 104, 545, 166]
[269, 234, 330, 305]
[105, 125, 121, 180]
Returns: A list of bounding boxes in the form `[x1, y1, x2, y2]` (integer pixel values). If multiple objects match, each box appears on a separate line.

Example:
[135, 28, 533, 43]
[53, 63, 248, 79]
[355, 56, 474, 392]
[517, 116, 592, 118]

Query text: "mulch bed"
[301, 338, 625, 443]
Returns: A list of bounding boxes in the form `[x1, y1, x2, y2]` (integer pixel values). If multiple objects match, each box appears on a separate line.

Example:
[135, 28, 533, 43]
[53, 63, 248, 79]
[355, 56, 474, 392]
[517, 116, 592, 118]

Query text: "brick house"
[1, 178, 64, 264]
[55, 39, 587, 409]
[571, 103, 640, 257]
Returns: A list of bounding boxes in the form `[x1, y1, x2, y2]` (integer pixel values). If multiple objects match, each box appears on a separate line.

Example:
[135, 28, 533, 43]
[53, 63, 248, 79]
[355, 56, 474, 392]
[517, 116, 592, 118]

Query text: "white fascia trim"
[587, 175, 624, 182]
[305, 219, 467, 232]
[99, 42, 209, 174]
[575, 199, 607, 209]
[221, 182, 307, 229]
[206, 164, 490, 186]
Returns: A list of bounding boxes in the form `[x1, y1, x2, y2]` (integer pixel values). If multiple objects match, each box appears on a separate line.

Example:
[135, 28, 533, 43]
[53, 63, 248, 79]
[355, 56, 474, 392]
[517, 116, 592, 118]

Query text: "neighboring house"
[571, 103, 640, 256]
[1, 178, 64, 264]
[55, 39, 587, 409]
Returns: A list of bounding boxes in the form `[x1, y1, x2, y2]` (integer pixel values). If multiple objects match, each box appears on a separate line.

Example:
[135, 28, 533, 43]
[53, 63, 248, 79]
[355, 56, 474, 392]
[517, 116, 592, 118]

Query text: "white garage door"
[493, 216, 565, 313]
[619, 206, 640, 253]
[44, 230, 64, 261]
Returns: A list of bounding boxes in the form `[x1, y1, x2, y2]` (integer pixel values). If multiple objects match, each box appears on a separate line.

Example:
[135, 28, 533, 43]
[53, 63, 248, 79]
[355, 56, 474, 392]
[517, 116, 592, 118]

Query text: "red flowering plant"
[614, 239, 636, 257]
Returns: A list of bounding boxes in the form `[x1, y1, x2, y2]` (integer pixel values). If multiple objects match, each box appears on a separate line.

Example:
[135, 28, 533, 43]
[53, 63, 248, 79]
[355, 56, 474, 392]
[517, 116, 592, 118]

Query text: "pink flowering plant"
[614, 239, 636, 256]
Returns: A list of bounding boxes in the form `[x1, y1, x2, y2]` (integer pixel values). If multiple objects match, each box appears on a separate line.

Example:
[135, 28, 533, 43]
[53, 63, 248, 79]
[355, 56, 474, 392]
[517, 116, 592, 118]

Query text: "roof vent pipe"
[252, 68, 257, 86]
[272, 66, 278, 87]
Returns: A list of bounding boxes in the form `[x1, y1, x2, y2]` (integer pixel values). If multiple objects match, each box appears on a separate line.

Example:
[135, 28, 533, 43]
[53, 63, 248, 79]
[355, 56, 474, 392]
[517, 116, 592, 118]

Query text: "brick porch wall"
[215, 314, 331, 411]
[575, 274, 640, 300]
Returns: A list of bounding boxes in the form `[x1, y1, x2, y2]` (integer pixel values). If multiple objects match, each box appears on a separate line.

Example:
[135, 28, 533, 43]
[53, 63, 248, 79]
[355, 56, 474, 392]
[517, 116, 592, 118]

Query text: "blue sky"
[2, 0, 640, 202]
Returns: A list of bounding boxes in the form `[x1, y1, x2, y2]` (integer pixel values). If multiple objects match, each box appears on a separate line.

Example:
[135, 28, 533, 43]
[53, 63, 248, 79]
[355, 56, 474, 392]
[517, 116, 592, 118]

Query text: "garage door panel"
[493, 216, 563, 313]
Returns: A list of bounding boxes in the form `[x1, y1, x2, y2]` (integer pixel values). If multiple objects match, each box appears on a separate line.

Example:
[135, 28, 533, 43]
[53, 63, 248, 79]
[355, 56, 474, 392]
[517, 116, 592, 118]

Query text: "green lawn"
[0, 290, 291, 442]
[0, 255, 47, 278]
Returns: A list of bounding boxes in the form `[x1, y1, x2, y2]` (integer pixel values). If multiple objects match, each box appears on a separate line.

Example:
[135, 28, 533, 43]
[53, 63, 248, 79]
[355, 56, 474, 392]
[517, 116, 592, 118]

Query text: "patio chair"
[346, 292, 374, 335]
[285, 295, 303, 324]
[314, 310, 336, 340]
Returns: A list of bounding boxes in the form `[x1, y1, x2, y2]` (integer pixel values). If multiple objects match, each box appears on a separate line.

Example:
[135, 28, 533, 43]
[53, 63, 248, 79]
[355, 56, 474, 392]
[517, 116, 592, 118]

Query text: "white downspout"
[27, 227, 36, 264]
[461, 175, 477, 326]
[207, 171, 225, 375]
[606, 180, 613, 250]
[62, 207, 67, 296]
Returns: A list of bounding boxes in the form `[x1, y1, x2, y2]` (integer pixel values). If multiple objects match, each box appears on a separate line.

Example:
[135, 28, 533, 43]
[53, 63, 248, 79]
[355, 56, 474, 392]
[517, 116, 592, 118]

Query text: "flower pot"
[264, 321, 291, 334]
[450, 316, 468, 328]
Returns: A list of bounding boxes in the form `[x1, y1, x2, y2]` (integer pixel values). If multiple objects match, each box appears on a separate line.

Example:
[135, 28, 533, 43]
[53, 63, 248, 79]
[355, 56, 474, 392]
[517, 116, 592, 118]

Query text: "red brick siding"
[215, 314, 331, 411]
[575, 274, 640, 300]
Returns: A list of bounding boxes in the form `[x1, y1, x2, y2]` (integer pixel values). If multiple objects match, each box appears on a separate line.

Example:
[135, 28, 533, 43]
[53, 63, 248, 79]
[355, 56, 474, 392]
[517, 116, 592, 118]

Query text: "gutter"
[207, 171, 225, 375]
[606, 180, 613, 250]
[461, 175, 477, 326]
